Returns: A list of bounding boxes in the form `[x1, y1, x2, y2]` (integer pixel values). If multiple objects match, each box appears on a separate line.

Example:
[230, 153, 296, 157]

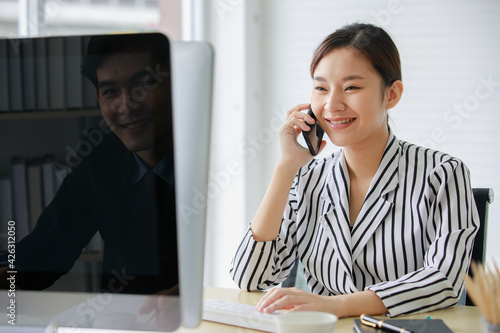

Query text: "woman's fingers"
[263, 294, 302, 313]
[256, 287, 282, 310]
[285, 106, 315, 131]
[280, 104, 316, 141]
[257, 288, 304, 313]
[286, 114, 312, 132]
[277, 103, 323, 168]
[256, 287, 335, 315]
[286, 103, 311, 118]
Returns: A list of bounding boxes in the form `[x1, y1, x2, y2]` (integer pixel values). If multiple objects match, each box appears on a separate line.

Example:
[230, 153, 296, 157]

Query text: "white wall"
[205, 0, 500, 288]
[202, 0, 248, 288]
[4, 0, 496, 290]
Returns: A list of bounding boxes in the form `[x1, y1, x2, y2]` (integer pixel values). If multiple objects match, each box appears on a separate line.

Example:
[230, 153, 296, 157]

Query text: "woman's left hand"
[256, 287, 335, 315]
[256, 287, 388, 318]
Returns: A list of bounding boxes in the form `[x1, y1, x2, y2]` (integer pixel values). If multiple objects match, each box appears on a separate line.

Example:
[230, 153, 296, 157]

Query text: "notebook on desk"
[353, 318, 454, 333]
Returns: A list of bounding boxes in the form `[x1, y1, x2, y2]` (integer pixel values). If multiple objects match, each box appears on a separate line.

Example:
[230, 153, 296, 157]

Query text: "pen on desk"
[360, 314, 414, 333]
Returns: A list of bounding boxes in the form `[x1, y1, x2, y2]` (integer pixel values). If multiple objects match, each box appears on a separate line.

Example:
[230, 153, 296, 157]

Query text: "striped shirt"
[230, 129, 479, 316]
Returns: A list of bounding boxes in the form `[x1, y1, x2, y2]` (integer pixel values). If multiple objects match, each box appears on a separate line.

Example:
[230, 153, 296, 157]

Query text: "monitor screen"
[0, 33, 213, 331]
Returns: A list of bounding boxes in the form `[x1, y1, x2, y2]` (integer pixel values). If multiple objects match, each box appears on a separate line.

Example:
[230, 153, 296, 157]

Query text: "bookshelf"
[0, 109, 101, 120]
[0, 35, 105, 292]
[0, 112, 104, 292]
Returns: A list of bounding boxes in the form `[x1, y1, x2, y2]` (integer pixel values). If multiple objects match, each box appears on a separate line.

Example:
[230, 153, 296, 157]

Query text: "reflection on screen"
[0, 33, 180, 331]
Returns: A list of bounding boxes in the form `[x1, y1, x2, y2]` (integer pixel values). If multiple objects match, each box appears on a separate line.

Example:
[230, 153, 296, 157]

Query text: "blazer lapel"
[351, 133, 400, 261]
[319, 152, 358, 292]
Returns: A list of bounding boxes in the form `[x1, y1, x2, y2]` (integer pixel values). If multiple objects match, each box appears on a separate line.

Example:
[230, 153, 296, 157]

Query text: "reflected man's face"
[95, 50, 172, 162]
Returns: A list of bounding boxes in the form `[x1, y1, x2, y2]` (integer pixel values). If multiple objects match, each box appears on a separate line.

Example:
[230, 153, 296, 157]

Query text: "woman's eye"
[314, 86, 326, 91]
[345, 86, 359, 91]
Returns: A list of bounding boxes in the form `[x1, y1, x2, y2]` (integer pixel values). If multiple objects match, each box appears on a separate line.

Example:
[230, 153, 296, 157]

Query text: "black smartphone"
[302, 106, 324, 156]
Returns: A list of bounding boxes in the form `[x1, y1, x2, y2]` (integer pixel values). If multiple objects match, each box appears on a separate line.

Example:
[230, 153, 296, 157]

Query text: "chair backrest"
[463, 187, 494, 305]
[470, 188, 494, 265]
[282, 259, 308, 290]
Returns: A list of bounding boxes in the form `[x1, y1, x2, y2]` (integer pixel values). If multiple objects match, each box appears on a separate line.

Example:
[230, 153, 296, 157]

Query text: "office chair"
[462, 187, 494, 305]
[470, 188, 493, 265]
[282, 188, 494, 306]
[281, 259, 307, 290]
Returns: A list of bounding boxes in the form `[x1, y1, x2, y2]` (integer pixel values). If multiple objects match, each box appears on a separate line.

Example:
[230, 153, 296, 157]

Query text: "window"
[0, 0, 159, 37]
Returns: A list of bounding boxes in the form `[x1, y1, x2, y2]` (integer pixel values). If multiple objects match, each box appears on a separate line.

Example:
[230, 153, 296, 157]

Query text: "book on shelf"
[82, 36, 98, 110]
[8, 155, 71, 242]
[0, 39, 9, 112]
[21, 38, 37, 111]
[26, 158, 44, 232]
[10, 156, 30, 242]
[0, 35, 100, 113]
[35, 38, 49, 111]
[0, 174, 13, 252]
[7, 39, 24, 112]
[4, 152, 103, 258]
[47, 37, 65, 111]
[64, 36, 83, 110]
[41, 155, 57, 208]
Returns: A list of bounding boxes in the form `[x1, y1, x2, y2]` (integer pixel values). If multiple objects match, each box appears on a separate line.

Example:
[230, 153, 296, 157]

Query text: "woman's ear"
[385, 80, 403, 109]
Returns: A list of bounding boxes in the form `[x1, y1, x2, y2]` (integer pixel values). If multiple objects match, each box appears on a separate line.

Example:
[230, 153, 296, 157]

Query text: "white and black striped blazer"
[230, 130, 479, 316]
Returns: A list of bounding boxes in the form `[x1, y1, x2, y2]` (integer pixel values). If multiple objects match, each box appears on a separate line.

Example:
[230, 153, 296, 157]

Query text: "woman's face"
[311, 47, 390, 149]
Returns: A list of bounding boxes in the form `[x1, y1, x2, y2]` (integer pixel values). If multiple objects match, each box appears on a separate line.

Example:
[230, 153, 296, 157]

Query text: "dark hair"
[81, 33, 170, 89]
[310, 23, 401, 87]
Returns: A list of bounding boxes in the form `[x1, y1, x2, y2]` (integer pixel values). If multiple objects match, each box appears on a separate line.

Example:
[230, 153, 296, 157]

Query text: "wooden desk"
[176, 287, 486, 333]
[0, 287, 485, 332]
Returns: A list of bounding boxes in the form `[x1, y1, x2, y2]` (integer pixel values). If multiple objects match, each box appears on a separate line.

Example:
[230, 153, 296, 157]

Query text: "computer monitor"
[0, 32, 213, 331]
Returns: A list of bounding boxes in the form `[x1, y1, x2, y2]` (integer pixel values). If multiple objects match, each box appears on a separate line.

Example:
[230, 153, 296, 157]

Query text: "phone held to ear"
[302, 106, 324, 156]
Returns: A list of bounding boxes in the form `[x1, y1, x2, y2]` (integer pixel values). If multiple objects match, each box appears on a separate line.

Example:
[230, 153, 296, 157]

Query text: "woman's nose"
[324, 90, 345, 112]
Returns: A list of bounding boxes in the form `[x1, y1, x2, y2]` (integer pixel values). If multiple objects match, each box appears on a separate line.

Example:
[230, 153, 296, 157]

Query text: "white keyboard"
[202, 298, 281, 332]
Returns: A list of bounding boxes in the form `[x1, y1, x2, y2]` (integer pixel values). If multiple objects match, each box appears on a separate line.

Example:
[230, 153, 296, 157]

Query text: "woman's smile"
[325, 117, 356, 129]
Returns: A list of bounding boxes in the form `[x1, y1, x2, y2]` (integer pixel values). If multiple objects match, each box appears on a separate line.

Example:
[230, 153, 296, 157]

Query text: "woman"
[230, 23, 479, 318]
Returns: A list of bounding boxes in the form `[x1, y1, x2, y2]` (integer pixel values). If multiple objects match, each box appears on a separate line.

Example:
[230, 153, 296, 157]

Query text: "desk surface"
[0, 286, 485, 332]
[177, 287, 485, 333]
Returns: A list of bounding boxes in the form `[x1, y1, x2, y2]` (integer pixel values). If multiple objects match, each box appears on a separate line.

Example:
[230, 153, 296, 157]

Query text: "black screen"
[0, 33, 180, 331]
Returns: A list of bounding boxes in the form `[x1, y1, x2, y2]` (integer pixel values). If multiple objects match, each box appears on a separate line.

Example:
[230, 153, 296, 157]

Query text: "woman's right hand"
[278, 103, 326, 171]
[249, 103, 327, 242]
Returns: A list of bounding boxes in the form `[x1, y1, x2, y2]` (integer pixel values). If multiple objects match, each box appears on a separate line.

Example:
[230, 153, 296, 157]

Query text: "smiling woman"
[310, 46, 403, 224]
[230, 22, 479, 319]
